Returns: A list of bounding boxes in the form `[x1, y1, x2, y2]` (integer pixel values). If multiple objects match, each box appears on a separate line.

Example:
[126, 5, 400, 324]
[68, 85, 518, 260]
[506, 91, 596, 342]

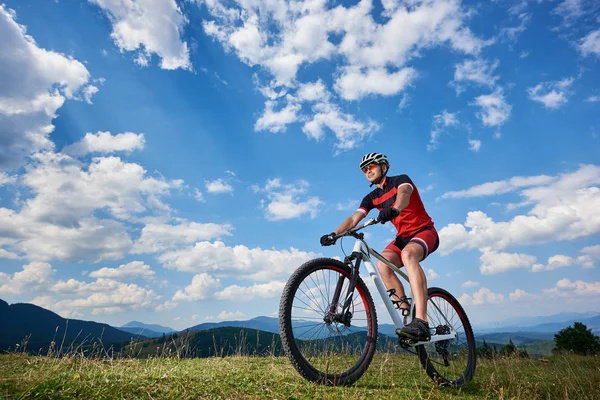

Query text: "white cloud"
[41, 276, 160, 317]
[452, 58, 499, 94]
[159, 241, 318, 281]
[579, 29, 600, 57]
[0, 151, 187, 262]
[441, 174, 553, 199]
[461, 280, 480, 288]
[428, 110, 459, 150]
[334, 67, 417, 101]
[544, 278, 600, 297]
[214, 281, 286, 300]
[0, 262, 54, 295]
[439, 164, 600, 255]
[205, 178, 234, 194]
[479, 248, 537, 275]
[509, 289, 539, 301]
[468, 138, 481, 152]
[531, 254, 575, 272]
[254, 178, 322, 221]
[586, 95, 600, 102]
[0, 5, 93, 171]
[88, 0, 191, 70]
[132, 221, 233, 254]
[63, 132, 145, 156]
[578, 244, 600, 268]
[302, 101, 379, 151]
[155, 300, 178, 312]
[473, 89, 511, 127]
[426, 269, 439, 280]
[172, 273, 220, 301]
[527, 77, 574, 109]
[458, 287, 504, 306]
[201, 0, 484, 150]
[206, 310, 245, 321]
[89, 261, 155, 281]
[254, 99, 301, 133]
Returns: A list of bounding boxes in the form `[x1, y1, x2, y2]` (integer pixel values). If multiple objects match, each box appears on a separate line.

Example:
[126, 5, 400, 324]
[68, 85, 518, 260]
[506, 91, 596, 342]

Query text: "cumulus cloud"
[461, 280, 480, 288]
[132, 221, 233, 254]
[173, 273, 221, 301]
[0, 151, 185, 262]
[428, 110, 459, 150]
[334, 67, 417, 101]
[205, 310, 245, 321]
[0, 262, 54, 295]
[451, 58, 499, 94]
[254, 100, 301, 133]
[509, 288, 539, 301]
[579, 28, 600, 57]
[159, 241, 318, 281]
[439, 164, 600, 255]
[458, 287, 504, 306]
[473, 89, 511, 127]
[301, 101, 379, 151]
[578, 244, 600, 268]
[89, 261, 155, 280]
[544, 278, 600, 297]
[214, 281, 286, 300]
[253, 178, 322, 221]
[527, 77, 574, 109]
[531, 255, 575, 273]
[201, 0, 485, 150]
[0, 5, 94, 171]
[88, 0, 191, 70]
[479, 248, 537, 275]
[205, 178, 234, 194]
[63, 132, 145, 156]
[441, 174, 553, 199]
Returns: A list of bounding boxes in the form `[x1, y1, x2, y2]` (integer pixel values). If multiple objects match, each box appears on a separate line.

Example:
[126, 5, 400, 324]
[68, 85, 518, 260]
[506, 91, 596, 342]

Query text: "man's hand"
[378, 207, 399, 223]
[320, 232, 337, 246]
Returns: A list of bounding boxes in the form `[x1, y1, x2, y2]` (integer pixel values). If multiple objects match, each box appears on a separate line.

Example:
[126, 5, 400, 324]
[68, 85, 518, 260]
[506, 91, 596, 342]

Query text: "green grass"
[1, 353, 599, 399]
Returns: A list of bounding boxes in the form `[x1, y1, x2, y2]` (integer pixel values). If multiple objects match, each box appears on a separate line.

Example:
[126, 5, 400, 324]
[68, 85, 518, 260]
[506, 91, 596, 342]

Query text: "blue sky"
[0, 0, 598, 330]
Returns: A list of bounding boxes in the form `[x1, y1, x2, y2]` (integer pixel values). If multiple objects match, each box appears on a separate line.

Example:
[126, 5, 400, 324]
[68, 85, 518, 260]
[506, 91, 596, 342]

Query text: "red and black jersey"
[358, 174, 434, 237]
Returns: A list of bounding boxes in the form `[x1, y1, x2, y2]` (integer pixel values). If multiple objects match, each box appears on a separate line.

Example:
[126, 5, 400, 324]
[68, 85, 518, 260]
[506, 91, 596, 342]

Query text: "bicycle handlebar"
[332, 217, 381, 240]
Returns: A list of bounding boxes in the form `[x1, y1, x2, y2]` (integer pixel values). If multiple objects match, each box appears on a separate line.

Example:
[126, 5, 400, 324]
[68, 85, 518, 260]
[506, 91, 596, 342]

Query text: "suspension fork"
[327, 252, 362, 325]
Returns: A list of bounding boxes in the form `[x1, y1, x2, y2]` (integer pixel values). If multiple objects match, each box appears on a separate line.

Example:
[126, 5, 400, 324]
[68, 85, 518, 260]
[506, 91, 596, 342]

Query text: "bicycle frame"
[337, 219, 457, 347]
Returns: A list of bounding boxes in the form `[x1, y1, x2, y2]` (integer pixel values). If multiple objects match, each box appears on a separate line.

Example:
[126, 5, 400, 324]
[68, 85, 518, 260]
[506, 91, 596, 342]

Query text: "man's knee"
[401, 244, 424, 265]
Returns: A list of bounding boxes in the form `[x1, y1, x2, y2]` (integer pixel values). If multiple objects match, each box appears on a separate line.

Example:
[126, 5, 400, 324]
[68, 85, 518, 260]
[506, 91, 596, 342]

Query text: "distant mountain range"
[3, 297, 598, 357]
[0, 299, 139, 353]
[116, 321, 176, 338]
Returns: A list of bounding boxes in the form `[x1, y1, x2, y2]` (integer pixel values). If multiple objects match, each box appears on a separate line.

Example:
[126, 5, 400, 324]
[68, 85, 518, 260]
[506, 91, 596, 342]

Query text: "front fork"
[324, 252, 362, 327]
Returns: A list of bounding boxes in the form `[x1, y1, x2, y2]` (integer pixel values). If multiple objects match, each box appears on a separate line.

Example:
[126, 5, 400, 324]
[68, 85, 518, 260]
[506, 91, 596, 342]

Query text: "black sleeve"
[358, 194, 373, 214]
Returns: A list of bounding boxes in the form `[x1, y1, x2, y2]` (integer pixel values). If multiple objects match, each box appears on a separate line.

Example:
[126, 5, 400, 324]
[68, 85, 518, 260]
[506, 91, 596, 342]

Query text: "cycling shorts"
[385, 225, 439, 262]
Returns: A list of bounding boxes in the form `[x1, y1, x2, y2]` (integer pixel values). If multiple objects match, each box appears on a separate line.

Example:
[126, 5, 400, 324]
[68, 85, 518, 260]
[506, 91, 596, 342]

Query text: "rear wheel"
[416, 287, 476, 387]
[279, 258, 378, 386]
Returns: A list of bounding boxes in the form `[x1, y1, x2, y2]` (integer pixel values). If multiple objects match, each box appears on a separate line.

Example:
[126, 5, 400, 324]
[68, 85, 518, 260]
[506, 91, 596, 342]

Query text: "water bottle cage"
[387, 289, 411, 317]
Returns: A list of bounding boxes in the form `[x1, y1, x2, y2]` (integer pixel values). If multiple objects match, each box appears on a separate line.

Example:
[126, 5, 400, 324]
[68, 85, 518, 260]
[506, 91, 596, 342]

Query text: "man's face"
[362, 163, 383, 183]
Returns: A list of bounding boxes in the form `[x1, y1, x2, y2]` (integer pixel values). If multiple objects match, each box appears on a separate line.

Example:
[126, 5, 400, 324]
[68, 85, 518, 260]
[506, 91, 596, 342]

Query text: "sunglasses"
[362, 163, 380, 173]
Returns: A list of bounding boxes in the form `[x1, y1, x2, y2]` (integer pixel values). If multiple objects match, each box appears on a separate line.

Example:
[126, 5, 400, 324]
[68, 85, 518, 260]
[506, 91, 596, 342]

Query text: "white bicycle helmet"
[359, 152, 389, 170]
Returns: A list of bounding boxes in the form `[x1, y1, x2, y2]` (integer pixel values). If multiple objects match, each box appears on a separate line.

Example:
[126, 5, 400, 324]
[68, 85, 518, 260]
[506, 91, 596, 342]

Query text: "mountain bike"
[278, 218, 476, 387]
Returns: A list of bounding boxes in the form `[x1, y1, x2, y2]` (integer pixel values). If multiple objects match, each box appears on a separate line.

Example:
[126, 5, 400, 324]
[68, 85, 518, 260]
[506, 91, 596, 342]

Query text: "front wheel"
[279, 258, 378, 386]
[416, 287, 477, 387]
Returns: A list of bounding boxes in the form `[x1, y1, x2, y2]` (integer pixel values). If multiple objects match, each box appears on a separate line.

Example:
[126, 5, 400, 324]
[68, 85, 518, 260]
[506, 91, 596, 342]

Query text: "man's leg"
[399, 242, 428, 321]
[376, 249, 408, 303]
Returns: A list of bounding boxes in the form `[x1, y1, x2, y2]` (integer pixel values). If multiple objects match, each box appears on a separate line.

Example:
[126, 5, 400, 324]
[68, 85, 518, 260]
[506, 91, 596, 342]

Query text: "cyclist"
[320, 152, 439, 341]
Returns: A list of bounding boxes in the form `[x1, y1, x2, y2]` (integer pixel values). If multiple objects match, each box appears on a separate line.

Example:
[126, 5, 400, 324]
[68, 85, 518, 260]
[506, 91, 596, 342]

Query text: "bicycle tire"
[416, 287, 476, 387]
[279, 258, 378, 386]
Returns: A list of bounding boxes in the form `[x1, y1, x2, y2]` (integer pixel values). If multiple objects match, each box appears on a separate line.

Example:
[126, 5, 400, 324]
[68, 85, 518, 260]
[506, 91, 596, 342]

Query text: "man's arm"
[393, 184, 413, 212]
[335, 211, 366, 234]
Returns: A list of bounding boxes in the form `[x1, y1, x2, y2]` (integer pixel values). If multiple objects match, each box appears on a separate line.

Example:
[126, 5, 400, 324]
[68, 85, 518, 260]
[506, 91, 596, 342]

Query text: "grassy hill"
[1, 353, 598, 399]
